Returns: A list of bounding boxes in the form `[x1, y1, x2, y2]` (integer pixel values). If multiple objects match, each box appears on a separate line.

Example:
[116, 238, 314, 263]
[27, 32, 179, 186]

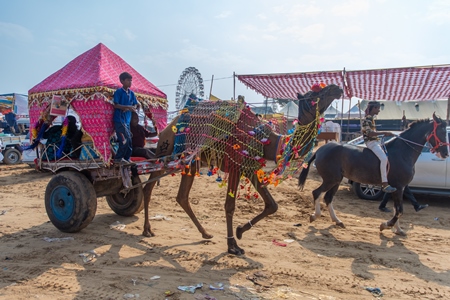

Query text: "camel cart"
[26, 43, 172, 233]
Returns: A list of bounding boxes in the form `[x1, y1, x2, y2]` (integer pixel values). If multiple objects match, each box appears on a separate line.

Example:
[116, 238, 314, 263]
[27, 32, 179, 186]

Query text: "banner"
[50, 95, 69, 116]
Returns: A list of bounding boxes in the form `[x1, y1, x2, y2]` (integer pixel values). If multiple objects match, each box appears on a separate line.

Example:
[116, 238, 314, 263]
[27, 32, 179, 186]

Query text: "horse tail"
[298, 152, 316, 190]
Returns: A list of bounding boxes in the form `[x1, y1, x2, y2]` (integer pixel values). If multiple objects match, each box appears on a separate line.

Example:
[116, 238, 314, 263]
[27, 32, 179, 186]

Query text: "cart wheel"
[106, 175, 144, 216]
[45, 171, 97, 233]
[3, 148, 21, 165]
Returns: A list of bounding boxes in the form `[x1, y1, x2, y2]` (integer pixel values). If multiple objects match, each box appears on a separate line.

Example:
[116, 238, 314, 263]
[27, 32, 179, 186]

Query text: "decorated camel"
[142, 84, 343, 255]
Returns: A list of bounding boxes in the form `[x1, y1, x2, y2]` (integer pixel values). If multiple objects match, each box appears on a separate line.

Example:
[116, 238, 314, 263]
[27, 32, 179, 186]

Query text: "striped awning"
[237, 65, 450, 101]
[237, 70, 345, 100]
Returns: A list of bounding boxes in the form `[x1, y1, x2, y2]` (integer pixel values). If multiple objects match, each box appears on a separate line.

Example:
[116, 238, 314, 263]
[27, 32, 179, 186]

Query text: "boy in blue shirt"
[113, 72, 139, 164]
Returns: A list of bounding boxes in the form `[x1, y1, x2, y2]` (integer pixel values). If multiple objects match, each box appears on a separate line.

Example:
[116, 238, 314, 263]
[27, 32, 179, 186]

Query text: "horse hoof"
[336, 222, 345, 228]
[309, 215, 316, 223]
[236, 226, 245, 240]
[142, 230, 155, 237]
[379, 222, 389, 231]
[202, 233, 213, 239]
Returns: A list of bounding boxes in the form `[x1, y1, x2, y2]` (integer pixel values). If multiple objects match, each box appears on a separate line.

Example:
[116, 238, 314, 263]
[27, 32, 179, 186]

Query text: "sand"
[1, 149, 450, 299]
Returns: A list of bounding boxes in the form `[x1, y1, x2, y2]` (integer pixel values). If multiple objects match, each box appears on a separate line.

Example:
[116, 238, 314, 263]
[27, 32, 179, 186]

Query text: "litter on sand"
[365, 287, 383, 297]
[110, 221, 126, 230]
[43, 237, 74, 242]
[178, 283, 203, 293]
[79, 250, 99, 263]
[149, 214, 171, 221]
[272, 239, 287, 247]
[209, 282, 224, 290]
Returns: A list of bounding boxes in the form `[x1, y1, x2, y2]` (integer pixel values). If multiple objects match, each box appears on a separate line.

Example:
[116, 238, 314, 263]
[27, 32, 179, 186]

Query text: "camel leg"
[224, 171, 246, 255]
[142, 170, 164, 237]
[236, 174, 278, 241]
[176, 168, 213, 239]
[324, 184, 345, 228]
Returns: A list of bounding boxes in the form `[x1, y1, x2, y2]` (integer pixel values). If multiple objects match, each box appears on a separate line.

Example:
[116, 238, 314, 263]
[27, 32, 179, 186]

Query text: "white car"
[348, 128, 450, 200]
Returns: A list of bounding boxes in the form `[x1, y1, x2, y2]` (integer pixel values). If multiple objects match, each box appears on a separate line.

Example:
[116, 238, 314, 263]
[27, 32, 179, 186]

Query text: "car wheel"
[3, 148, 21, 165]
[352, 182, 384, 200]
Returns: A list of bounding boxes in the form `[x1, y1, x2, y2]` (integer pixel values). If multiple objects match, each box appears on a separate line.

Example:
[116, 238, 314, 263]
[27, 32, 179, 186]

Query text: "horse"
[298, 113, 449, 235]
[141, 84, 343, 255]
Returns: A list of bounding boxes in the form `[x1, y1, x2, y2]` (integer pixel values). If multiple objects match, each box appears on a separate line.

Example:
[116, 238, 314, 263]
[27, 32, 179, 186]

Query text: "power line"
[156, 76, 233, 88]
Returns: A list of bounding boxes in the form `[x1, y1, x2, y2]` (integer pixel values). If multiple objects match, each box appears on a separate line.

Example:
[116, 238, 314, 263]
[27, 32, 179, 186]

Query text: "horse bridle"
[426, 118, 449, 153]
[395, 118, 448, 154]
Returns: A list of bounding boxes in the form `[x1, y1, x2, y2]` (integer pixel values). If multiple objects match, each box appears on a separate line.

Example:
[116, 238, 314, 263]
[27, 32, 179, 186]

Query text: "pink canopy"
[29, 43, 166, 101]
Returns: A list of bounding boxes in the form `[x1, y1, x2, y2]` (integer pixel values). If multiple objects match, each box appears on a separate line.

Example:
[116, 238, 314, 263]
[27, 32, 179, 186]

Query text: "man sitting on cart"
[130, 111, 157, 159]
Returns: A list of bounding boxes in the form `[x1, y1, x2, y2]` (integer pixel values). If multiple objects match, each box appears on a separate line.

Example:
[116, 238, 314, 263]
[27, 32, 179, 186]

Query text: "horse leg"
[310, 185, 325, 223]
[142, 170, 164, 237]
[224, 171, 246, 255]
[324, 184, 345, 228]
[236, 173, 278, 240]
[176, 167, 213, 239]
[380, 188, 405, 235]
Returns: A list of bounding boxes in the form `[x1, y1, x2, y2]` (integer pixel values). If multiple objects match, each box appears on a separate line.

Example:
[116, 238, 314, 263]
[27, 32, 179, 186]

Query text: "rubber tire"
[45, 171, 97, 233]
[105, 175, 144, 216]
[3, 148, 21, 165]
[353, 182, 384, 200]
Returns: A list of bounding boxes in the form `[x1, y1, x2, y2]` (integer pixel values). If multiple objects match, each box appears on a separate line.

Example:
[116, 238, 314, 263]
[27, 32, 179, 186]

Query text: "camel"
[142, 84, 343, 255]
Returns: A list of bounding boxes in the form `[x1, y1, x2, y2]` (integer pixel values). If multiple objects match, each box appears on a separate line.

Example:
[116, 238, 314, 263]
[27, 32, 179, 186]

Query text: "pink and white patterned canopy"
[29, 43, 166, 100]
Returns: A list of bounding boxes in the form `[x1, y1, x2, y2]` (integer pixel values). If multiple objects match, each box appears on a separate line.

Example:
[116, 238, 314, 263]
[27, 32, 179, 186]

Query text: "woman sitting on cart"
[42, 115, 82, 160]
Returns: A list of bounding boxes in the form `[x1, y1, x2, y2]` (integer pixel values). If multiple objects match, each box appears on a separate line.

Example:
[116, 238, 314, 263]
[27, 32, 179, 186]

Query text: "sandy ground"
[1, 147, 450, 300]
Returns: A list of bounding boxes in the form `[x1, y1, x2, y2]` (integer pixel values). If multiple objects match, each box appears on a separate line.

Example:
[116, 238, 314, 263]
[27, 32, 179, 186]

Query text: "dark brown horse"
[142, 84, 343, 255]
[299, 113, 449, 235]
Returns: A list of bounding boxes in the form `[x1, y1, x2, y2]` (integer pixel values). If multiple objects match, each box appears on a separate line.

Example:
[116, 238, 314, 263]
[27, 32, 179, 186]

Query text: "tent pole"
[233, 72, 236, 100]
[341, 97, 345, 140]
[209, 75, 214, 99]
[447, 96, 450, 124]
[358, 99, 362, 133]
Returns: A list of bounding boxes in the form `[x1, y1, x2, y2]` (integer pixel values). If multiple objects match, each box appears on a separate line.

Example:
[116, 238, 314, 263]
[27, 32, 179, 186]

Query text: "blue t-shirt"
[113, 88, 138, 124]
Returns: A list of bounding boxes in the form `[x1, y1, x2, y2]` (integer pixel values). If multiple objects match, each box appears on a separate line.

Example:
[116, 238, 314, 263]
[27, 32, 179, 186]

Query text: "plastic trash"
[149, 214, 171, 221]
[272, 239, 287, 247]
[110, 221, 126, 230]
[283, 239, 294, 243]
[43, 237, 74, 242]
[178, 283, 203, 293]
[365, 287, 383, 297]
[150, 275, 160, 280]
[209, 282, 224, 290]
[123, 293, 139, 299]
[79, 250, 99, 263]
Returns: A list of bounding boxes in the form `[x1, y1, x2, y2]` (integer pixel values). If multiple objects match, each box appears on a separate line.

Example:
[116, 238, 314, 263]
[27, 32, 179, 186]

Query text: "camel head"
[297, 84, 343, 124]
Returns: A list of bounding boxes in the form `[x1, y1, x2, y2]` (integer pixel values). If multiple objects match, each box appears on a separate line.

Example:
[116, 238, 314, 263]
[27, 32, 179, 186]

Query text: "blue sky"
[1, 0, 449, 112]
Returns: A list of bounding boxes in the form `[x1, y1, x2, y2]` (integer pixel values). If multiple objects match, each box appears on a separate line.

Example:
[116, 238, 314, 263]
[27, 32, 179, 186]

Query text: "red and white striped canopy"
[237, 65, 450, 101]
[237, 70, 344, 100]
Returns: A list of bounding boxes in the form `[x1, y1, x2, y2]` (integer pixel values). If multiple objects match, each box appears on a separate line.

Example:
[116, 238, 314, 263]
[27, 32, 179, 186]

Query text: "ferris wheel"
[175, 67, 205, 110]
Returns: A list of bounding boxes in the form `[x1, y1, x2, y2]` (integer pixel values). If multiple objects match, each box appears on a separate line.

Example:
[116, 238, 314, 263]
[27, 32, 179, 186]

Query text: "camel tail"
[298, 152, 316, 190]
